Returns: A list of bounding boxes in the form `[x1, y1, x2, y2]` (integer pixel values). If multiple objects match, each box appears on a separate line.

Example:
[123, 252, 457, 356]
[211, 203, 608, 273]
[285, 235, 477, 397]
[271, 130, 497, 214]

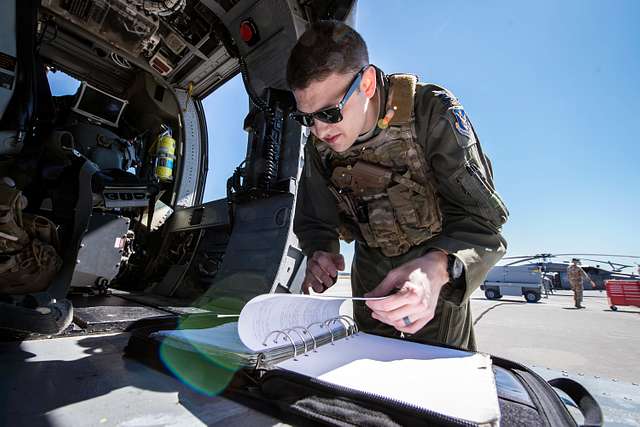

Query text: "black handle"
[548, 378, 603, 427]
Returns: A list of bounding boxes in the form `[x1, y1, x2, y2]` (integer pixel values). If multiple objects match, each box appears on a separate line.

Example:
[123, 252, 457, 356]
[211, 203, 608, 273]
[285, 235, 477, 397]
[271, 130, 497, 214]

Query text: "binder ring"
[329, 317, 351, 339]
[307, 321, 329, 347]
[262, 329, 298, 360]
[291, 325, 318, 353]
[285, 328, 308, 356]
[339, 315, 359, 335]
[307, 321, 326, 332]
[322, 319, 337, 345]
[262, 329, 285, 346]
[302, 326, 319, 352]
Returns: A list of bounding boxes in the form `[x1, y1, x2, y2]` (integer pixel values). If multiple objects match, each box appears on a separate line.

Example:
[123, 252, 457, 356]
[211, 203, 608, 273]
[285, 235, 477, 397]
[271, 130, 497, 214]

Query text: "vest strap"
[386, 74, 417, 126]
[391, 173, 428, 196]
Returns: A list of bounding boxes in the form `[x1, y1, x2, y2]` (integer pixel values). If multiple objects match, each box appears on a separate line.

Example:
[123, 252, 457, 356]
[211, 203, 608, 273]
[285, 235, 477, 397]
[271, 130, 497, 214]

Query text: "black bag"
[240, 353, 603, 427]
[125, 320, 603, 427]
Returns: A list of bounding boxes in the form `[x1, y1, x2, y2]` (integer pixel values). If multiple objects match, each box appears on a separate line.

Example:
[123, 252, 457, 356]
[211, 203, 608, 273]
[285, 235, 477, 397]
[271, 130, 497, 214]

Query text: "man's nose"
[312, 120, 332, 139]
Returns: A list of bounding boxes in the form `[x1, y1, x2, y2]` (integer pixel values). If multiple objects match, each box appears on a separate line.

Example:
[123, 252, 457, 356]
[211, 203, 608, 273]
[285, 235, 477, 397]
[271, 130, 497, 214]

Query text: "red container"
[605, 280, 640, 311]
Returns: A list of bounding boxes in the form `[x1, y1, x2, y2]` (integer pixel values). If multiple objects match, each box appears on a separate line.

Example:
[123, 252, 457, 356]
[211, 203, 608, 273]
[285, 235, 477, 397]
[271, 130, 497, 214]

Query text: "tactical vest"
[314, 74, 442, 257]
[567, 265, 583, 284]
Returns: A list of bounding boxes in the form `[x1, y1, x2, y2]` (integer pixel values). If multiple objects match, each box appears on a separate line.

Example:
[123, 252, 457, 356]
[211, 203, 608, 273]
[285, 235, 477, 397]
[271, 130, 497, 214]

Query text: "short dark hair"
[286, 20, 369, 91]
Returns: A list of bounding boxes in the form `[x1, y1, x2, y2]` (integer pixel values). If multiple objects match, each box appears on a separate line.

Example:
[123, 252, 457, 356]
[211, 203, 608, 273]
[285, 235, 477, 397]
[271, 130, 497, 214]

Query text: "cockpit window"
[47, 70, 80, 96]
[201, 74, 248, 202]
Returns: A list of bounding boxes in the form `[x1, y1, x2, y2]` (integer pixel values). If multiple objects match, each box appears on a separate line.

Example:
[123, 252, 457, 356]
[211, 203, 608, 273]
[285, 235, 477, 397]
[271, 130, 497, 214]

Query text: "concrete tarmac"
[471, 289, 640, 384]
[328, 278, 640, 383]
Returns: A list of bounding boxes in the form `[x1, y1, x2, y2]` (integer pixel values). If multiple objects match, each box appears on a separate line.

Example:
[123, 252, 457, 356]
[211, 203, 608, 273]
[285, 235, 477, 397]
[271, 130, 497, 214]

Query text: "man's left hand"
[364, 251, 450, 334]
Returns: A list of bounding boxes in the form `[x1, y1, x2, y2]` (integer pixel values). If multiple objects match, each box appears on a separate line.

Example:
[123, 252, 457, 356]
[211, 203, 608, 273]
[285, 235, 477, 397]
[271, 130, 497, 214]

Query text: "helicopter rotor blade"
[578, 258, 634, 268]
[504, 253, 639, 259]
[502, 255, 539, 260]
[504, 256, 543, 266]
[502, 253, 557, 261]
[552, 253, 640, 259]
[502, 253, 639, 272]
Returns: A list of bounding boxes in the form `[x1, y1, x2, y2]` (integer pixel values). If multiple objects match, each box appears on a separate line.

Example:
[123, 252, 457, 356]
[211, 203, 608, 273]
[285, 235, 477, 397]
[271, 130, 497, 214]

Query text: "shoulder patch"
[432, 89, 461, 109]
[451, 107, 472, 138]
[427, 86, 477, 147]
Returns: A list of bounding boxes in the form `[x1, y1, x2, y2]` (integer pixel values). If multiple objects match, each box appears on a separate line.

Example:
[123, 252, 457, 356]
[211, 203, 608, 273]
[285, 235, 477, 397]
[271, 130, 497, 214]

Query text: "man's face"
[293, 68, 376, 153]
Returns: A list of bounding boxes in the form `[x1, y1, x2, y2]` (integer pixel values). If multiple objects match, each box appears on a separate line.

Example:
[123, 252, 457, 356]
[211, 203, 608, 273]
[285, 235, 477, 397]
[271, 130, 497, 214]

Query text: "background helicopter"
[481, 253, 640, 302]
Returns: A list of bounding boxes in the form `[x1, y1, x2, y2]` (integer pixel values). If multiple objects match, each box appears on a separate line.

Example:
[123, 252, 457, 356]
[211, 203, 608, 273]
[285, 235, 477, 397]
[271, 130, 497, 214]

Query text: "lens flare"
[158, 316, 242, 396]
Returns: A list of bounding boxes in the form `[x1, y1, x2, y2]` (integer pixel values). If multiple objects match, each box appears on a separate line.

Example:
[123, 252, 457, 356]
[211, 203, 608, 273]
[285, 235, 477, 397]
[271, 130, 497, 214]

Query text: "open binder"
[154, 294, 501, 426]
[153, 295, 354, 367]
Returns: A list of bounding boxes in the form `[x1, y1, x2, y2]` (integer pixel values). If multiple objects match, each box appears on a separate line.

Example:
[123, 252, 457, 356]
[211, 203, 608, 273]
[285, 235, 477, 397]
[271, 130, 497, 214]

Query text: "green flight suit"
[293, 74, 508, 351]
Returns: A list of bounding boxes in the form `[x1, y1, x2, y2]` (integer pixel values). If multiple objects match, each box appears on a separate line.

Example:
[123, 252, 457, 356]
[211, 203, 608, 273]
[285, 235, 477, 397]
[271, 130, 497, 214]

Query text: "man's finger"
[395, 317, 430, 335]
[302, 276, 315, 294]
[367, 291, 407, 312]
[365, 270, 400, 298]
[302, 272, 323, 294]
[310, 263, 333, 288]
[380, 300, 425, 324]
[303, 273, 327, 294]
[392, 305, 434, 329]
[373, 310, 429, 334]
[367, 282, 418, 312]
[332, 253, 345, 271]
[372, 303, 416, 325]
[315, 256, 338, 279]
[311, 281, 326, 293]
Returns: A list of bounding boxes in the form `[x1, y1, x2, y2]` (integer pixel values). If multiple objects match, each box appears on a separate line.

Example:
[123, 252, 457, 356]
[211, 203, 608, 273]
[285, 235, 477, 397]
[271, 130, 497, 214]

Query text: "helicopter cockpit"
[0, 0, 357, 336]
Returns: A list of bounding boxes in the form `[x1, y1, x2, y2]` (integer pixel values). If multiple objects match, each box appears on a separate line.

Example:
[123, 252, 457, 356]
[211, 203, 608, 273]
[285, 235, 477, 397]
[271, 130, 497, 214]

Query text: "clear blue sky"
[204, 0, 639, 270]
[49, 0, 639, 270]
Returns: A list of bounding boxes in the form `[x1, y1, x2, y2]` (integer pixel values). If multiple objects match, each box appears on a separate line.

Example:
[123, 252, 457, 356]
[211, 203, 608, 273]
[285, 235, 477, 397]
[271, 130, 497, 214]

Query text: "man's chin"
[327, 139, 355, 153]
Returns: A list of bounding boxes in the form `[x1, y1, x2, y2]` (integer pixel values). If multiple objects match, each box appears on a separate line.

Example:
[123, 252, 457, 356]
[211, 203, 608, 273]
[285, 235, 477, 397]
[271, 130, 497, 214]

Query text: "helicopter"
[481, 253, 640, 302]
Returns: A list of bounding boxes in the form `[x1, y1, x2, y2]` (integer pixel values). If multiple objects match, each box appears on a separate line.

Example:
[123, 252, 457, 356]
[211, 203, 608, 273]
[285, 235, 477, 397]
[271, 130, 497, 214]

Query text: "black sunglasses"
[290, 65, 369, 127]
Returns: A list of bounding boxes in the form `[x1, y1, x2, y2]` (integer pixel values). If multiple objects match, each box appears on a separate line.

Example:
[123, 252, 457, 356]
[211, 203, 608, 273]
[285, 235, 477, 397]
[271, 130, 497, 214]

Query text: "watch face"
[452, 257, 464, 279]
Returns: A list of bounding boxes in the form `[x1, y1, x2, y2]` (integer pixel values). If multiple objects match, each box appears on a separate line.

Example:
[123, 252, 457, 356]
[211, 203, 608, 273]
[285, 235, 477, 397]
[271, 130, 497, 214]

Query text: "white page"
[308, 292, 389, 301]
[277, 333, 500, 425]
[238, 294, 347, 351]
[153, 321, 251, 354]
[153, 294, 376, 354]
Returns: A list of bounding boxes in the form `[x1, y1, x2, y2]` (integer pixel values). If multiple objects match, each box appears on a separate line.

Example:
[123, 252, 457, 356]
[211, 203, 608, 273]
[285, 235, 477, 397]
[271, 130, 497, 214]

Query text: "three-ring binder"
[261, 315, 359, 359]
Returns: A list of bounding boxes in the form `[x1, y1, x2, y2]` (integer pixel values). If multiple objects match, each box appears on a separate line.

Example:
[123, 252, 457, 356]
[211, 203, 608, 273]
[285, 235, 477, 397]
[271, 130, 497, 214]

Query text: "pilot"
[287, 20, 508, 351]
[566, 258, 596, 309]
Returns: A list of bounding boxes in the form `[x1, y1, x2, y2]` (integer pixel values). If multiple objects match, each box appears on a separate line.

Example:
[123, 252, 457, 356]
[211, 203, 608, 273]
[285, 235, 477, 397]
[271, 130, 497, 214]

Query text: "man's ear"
[360, 66, 377, 99]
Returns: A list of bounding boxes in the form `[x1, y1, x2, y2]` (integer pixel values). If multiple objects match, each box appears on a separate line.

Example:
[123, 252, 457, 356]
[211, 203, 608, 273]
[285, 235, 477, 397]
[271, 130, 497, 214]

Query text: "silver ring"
[402, 316, 411, 327]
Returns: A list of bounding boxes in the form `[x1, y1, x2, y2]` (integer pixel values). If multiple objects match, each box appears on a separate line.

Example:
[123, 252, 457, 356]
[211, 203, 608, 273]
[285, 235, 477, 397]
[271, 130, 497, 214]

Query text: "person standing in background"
[567, 258, 596, 309]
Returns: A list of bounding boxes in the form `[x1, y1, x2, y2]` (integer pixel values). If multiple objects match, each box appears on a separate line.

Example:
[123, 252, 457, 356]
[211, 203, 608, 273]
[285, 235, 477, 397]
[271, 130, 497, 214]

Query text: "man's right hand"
[302, 251, 345, 294]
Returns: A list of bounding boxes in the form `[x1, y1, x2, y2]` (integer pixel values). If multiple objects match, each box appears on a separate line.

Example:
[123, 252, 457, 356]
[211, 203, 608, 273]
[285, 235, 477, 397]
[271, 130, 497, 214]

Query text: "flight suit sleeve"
[293, 139, 341, 257]
[415, 86, 509, 305]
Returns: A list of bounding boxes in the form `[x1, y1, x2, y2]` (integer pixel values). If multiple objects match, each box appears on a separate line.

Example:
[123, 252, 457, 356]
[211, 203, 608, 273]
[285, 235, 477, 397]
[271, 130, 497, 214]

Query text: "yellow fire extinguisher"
[154, 127, 175, 182]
